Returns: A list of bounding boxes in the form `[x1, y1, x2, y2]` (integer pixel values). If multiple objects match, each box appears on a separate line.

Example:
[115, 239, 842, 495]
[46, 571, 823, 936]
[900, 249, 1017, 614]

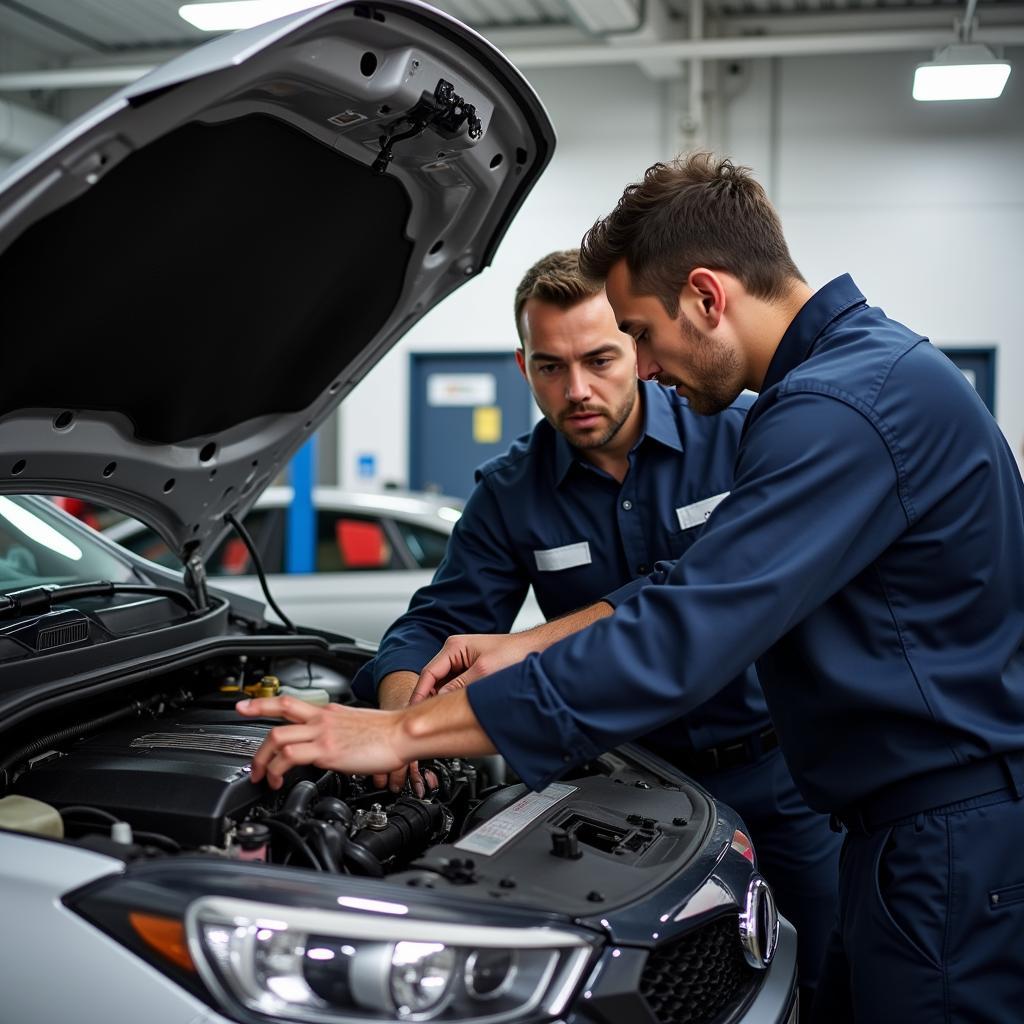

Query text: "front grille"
[640, 914, 759, 1024]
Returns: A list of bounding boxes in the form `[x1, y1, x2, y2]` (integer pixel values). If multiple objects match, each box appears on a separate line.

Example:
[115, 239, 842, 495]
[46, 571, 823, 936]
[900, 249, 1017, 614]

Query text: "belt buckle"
[720, 740, 746, 770]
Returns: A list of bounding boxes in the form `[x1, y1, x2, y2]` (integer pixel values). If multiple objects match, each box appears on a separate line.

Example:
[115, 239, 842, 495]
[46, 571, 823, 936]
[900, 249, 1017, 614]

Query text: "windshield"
[0, 496, 135, 594]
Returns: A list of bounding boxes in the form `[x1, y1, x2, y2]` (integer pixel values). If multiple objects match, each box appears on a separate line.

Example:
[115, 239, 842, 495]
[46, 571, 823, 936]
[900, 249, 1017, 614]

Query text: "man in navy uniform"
[350, 249, 839, 1008]
[240, 156, 1024, 1022]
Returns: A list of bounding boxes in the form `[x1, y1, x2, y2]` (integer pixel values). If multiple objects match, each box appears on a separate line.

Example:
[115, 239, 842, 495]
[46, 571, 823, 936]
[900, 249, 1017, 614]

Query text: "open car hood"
[0, 0, 553, 567]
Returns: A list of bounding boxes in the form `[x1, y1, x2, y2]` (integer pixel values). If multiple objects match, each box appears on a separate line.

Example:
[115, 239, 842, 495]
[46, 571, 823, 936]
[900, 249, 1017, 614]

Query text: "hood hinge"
[184, 553, 209, 611]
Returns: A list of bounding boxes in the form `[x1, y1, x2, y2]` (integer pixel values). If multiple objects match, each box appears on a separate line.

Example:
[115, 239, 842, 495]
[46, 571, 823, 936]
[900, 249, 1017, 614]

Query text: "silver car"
[104, 487, 544, 639]
[0, 4, 796, 1023]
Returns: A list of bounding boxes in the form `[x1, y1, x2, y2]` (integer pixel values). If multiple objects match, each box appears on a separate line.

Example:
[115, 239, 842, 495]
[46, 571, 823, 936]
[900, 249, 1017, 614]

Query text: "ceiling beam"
[1, 22, 1023, 91]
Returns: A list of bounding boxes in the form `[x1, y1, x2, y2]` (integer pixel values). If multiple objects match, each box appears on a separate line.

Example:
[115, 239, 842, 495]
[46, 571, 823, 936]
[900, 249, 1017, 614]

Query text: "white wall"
[724, 50, 1024, 464]
[342, 48, 1024, 489]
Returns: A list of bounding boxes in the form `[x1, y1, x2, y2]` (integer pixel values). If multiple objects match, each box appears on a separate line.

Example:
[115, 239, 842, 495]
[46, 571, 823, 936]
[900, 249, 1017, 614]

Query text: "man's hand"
[411, 602, 614, 703]
[374, 671, 429, 797]
[238, 696, 405, 789]
[410, 632, 537, 703]
[237, 688, 496, 789]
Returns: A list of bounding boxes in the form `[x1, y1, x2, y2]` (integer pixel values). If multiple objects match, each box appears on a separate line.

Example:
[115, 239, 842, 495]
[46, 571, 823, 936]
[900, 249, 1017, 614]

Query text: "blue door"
[940, 347, 997, 415]
[410, 352, 533, 499]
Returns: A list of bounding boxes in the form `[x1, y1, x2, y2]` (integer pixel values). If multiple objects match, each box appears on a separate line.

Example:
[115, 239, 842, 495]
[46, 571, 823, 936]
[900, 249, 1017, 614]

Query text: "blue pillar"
[285, 437, 316, 574]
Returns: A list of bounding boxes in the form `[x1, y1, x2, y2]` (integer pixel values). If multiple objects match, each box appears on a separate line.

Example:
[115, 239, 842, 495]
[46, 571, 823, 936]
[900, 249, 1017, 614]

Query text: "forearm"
[378, 671, 419, 710]
[526, 600, 613, 650]
[396, 690, 497, 762]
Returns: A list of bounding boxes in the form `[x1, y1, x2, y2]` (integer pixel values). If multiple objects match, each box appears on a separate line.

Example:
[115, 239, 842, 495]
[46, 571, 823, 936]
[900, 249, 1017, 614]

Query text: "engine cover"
[12, 708, 317, 846]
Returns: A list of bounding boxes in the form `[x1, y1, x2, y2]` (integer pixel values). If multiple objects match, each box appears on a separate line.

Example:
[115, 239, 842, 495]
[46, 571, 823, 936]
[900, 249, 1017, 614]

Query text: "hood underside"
[0, 0, 553, 564]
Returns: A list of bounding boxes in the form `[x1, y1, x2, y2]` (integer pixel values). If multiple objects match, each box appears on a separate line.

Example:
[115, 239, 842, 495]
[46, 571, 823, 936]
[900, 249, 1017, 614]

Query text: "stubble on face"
[656, 314, 743, 416]
[552, 375, 639, 451]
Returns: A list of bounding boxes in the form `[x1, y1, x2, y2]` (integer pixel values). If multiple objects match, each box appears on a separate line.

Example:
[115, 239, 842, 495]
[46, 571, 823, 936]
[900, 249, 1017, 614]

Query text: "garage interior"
[0, 3, 1022, 1022]
[1, 0, 1020, 494]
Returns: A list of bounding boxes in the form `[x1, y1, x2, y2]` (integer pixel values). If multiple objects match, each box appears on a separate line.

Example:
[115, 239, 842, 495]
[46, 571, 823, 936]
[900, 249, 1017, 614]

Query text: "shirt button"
[637, 564, 648, 574]
[622, 500, 633, 510]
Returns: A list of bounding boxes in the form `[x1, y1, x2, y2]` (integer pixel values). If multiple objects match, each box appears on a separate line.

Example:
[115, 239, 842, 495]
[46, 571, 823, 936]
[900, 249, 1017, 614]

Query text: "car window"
[117, 509, 284, 575]
[393, 519, 451, 569]
[115, 524, 178, 568]
[0, 496, 134, 592]
[316, 512, 401, 572]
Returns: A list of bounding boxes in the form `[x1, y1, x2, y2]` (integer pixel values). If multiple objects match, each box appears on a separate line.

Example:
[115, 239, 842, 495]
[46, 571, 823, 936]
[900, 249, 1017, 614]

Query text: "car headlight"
[187, 896, 594, 1023]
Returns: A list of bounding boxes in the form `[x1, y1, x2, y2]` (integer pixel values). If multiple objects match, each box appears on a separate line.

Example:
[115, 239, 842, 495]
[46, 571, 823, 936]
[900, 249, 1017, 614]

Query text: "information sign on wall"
[427, 373, 496, 407]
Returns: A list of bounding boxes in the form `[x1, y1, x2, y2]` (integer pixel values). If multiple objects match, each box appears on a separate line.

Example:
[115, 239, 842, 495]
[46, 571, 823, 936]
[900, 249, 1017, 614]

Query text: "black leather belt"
[831, 750, 1024, 836]
[663, 726, 778, 776]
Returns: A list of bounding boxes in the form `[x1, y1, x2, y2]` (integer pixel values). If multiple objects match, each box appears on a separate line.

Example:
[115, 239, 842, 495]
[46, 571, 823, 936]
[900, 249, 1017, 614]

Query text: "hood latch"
[373, 78, 483, 175]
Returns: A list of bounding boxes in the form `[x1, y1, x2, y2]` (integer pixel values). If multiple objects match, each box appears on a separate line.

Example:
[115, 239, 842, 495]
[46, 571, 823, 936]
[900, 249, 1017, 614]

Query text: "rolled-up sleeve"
[468, 392, 911, 789]
[352, 477, 531, 702]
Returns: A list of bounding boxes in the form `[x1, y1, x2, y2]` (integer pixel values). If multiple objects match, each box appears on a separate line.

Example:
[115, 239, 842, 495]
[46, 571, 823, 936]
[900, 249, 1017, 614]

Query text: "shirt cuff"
[351, 643, 441, 705]
[603, 560, 672, 608]
[467, 655, 603, 792]
[604, 576, 647, 608]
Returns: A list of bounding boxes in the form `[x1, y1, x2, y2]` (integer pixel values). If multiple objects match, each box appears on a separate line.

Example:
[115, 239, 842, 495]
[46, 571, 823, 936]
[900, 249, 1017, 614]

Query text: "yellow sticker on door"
[473, 406, 502, 444]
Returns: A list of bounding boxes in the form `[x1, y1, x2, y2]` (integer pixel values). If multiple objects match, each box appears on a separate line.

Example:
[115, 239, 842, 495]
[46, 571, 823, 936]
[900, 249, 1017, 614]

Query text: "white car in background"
[105, 486, 542, 641]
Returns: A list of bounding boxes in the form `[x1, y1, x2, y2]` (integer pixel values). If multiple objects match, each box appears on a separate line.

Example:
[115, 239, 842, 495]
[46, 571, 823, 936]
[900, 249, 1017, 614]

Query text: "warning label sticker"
[454, 783, 577, 856]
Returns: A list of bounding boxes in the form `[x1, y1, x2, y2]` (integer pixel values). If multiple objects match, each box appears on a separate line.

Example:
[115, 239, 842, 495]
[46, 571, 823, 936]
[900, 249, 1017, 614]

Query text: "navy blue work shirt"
[468, 275, 1024, 812]
[352, 381, 770, 754]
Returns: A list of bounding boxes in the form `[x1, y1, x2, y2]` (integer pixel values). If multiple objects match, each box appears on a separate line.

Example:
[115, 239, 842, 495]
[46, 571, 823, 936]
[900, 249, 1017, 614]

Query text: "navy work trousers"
[811, 791, 1024, 1022]
[691, 746, 841, 1008]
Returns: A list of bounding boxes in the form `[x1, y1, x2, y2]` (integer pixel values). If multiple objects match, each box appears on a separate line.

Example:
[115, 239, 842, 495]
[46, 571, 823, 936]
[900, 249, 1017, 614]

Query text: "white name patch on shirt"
[676, 491, 730, 531]
[534, 541, 592, 572]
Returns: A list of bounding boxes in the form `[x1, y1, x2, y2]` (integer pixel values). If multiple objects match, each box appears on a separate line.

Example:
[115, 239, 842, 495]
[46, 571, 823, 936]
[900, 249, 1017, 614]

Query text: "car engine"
[3, 654, 498, 878]
[0, 650, 715, 916]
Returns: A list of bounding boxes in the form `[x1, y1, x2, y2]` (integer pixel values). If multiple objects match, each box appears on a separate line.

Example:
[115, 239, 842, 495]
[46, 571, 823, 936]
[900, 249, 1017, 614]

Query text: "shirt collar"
[761, 274, 866, 393]
[552, 381, 682, 486]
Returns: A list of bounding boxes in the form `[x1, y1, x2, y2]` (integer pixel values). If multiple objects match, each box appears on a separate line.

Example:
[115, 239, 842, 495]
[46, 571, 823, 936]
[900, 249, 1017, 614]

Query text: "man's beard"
[663, 316, 743, 416]
[553, 379, 637, 451]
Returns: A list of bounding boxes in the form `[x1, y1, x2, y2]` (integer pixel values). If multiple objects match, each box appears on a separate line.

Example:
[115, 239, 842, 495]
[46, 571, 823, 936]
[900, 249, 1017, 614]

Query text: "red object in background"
[336, 519, 386, 568]
[220, 537, 250, 575]
[53, 497, 101, 530]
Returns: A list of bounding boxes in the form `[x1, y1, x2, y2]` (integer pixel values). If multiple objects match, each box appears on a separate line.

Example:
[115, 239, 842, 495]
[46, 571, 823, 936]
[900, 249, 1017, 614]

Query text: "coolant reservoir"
[0, 795, 64, 838]
[278, 685, 331, 706]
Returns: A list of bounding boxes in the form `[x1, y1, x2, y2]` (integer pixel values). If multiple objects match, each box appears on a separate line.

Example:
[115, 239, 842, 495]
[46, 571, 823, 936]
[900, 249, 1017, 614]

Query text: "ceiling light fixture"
[913, 0, 1011, 101]
[178, 0, 325, 33]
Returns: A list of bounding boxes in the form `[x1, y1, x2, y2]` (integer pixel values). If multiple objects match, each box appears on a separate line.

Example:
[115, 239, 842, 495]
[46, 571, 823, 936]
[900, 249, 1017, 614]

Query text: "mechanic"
[349, 249, 840, 1007]
[239, 155, 1024, 1023]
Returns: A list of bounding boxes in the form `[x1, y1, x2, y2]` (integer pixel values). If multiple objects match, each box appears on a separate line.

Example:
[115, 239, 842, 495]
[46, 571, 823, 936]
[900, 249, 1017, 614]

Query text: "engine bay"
[0, 651, 714, 914]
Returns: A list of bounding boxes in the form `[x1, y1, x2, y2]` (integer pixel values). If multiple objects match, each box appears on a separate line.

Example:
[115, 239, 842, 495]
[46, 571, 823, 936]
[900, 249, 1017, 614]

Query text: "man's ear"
[686, 268, 726, 329]
[514, 346, 527, 379]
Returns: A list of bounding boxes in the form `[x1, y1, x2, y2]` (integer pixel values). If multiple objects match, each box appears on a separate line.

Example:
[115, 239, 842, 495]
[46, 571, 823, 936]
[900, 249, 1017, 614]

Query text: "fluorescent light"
[0, 497, 82, 562]
[913, 43, 1011, 101]
[178, 0, 325, 32]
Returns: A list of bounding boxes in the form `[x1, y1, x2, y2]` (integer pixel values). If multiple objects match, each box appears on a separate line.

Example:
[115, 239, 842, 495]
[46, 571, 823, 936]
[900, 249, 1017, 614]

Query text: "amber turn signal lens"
[129, 912, 196, 972]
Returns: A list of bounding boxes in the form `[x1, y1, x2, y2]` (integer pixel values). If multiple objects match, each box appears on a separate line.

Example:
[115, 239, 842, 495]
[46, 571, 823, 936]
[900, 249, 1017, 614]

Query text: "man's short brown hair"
[579, 152, 803, 315]
[513, 248, 601, 344]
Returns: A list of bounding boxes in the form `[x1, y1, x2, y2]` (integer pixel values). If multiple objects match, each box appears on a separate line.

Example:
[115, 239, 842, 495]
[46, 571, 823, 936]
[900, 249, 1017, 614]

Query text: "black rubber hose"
[304, 822, 340, 872]
[58, 806, 181, 852]
[224, 513, 296, 633]
[0, 582, 197, 619]
[278, 780, 319, 828]
[341, 835, 384, 877]
[0, 694, 165, 783]
[58, 805, 119, 823]
[262, 817, 323, 871]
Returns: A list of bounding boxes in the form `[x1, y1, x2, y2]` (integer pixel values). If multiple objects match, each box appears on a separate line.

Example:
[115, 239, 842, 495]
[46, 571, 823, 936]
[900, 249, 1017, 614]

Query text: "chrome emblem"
[738, 875, 779, 969]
